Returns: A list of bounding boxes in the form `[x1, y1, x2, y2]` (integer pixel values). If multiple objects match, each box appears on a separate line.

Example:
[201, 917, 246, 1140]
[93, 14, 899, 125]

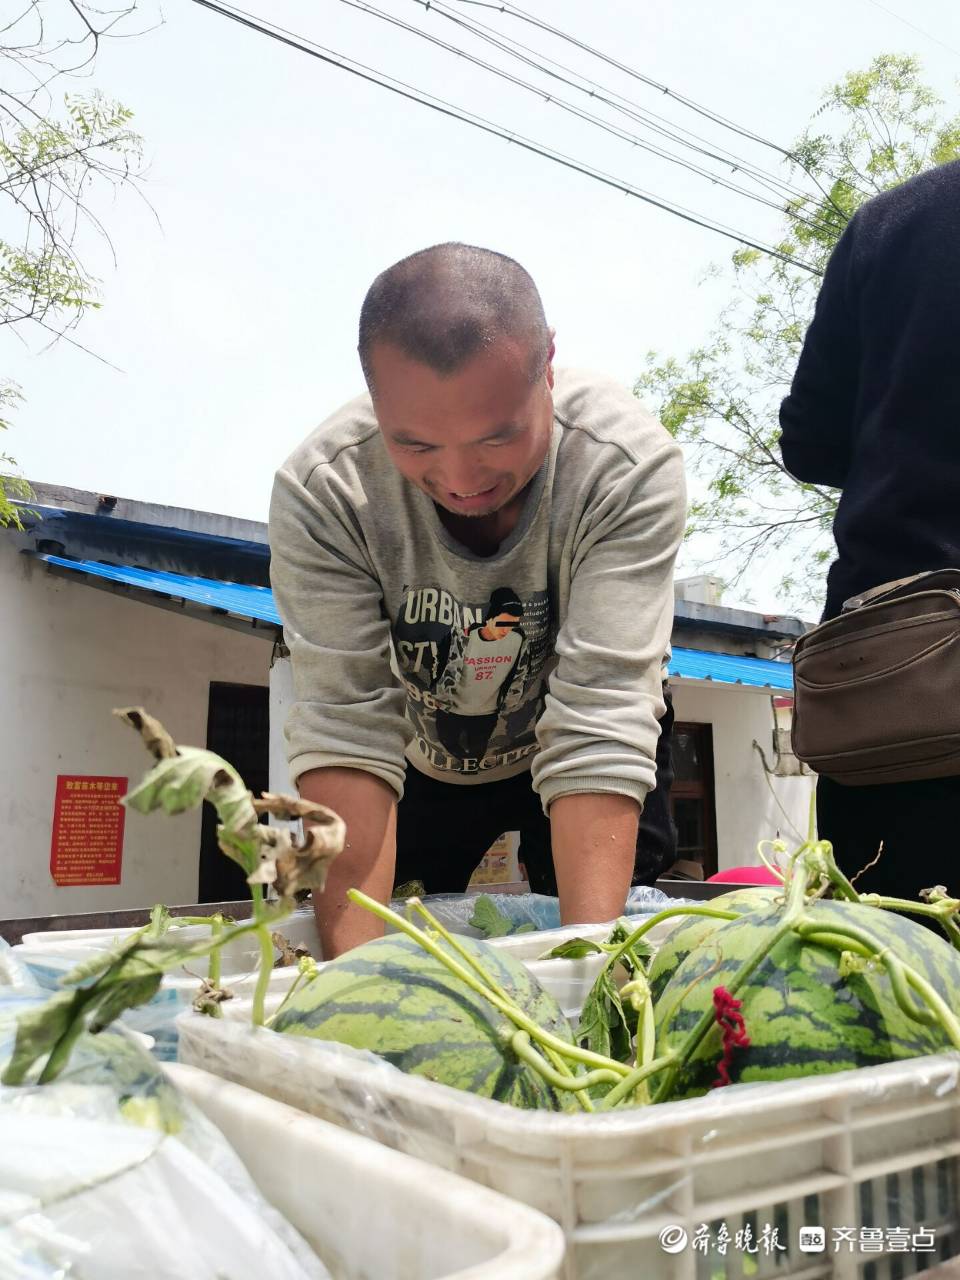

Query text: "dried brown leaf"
[271, 931, 312, 967]
[252, 792, 341, 823]
[113, 707, 179, 759]
[247, 812, 346, 900]
[192, 978, 235, 1016]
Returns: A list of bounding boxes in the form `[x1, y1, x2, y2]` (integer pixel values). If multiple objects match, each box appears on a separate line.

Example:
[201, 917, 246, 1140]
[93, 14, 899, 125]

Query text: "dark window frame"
[198, 681, 270, 904]
[670, 720, 719, 878]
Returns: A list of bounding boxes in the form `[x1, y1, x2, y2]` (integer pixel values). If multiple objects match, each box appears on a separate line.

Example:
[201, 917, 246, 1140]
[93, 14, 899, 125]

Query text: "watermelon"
[271, 933, 577, 1110]
[648, 886, 782, 1005]
[652, 898, 960, 1100]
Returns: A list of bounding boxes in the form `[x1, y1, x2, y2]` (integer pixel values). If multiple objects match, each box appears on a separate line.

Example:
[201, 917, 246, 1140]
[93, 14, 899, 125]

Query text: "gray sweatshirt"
[269, 368, 686, 812]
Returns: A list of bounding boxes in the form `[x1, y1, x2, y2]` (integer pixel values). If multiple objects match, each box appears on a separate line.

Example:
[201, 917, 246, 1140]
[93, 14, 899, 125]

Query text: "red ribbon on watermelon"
[711, 986, 750, 1088]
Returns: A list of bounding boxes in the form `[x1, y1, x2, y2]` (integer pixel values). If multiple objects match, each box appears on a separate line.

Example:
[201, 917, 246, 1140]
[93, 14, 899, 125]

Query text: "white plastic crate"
[166, 1062, 565, 1280]
[179, 1009, 960, 1280]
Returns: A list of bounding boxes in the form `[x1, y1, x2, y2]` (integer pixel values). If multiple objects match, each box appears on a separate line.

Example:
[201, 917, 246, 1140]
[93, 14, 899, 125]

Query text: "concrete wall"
[670, 681, 814, 870]
[1, 543, 269, 918]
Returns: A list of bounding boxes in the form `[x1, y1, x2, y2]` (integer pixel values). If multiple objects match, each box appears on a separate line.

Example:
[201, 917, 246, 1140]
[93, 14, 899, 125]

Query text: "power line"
[859, 0, 960, 60]
[189, 0, 824, 274]
[336, 0, 838, 236]
[453, 0, 805, 159]
[417, 0, 819, 206]
[451, 0, 867, 210]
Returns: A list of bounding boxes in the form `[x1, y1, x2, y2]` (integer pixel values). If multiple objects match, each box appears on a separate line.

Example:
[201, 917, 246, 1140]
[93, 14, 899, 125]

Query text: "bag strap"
[843, 570, 960, 612]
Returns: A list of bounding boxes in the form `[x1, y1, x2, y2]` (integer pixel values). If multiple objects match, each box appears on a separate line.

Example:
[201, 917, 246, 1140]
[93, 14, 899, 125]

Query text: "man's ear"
[545, 329, 557, 390]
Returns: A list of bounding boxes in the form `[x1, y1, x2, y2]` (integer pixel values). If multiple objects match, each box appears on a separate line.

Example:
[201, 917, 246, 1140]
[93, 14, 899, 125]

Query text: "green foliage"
[571, 921, 653, 1066]
[543, 937, 606, 960]
[0, 3, 147, 526]
[576, 962, 633, 1063]
[637, 55, 960, 607]
[468, 894, 536, 937]
[0, 92, 141, 334]
[0, 382, 32, 528]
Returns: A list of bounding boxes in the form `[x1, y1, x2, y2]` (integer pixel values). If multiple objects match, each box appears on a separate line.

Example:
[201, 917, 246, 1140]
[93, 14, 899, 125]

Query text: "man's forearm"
[298, 766, 397, 958]
[549, 791, 639, 925]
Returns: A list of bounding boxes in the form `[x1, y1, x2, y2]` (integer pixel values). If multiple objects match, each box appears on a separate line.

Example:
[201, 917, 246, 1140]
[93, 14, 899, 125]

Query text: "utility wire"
[189, 0, 824, 274]
[417, 0, 819, 207]
[337, 0, 838, 236]
[860, 0, 960, 61]
[452, 0, 865, 211]
[453, 0, 807, 159]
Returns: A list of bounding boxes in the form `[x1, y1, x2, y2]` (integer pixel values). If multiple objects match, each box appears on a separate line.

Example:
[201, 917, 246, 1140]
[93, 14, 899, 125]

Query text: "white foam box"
[166, 1062, 565, 1280]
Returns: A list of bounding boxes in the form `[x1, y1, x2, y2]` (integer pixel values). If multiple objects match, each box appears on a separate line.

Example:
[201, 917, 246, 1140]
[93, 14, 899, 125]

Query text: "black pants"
[817, 773, 960, 901]
[394, 691, 677, 894]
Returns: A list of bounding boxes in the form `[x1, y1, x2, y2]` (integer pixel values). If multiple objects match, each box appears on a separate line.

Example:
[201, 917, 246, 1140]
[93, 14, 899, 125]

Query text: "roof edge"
[16, 480, 268, 547]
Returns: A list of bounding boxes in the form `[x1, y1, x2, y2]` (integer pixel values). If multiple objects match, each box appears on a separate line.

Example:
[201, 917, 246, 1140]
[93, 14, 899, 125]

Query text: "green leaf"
[1, 989, 88, 1085]
[607, 923, 654, 968]
[87, 973, 163, 1034]
[123, 744, 260, 873]
[61, 931, 226, 990]
[468, 894, 516, 938]
[574, 968, 634, 1064]
[542, 937, 606, 960]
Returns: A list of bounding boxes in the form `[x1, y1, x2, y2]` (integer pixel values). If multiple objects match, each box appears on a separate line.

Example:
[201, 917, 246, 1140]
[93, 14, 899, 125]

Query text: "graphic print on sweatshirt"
[394, 583, 552, 776]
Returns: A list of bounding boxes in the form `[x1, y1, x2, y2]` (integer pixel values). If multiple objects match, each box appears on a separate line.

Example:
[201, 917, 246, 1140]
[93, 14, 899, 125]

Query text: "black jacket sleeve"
[778, 220, 862, 489]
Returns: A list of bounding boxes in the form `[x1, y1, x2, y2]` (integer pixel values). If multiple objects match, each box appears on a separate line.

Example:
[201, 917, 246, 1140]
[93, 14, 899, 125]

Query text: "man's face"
[369, 334, 555, 519]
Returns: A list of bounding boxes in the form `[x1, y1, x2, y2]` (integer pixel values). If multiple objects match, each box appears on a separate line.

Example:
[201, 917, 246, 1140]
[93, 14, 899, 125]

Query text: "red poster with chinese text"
[50, 776, 128, 887]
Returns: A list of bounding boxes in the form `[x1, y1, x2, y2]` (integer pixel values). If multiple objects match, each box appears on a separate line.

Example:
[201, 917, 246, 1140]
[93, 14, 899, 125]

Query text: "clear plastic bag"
[395, 885, 694, 938]
[0, 940, 39, 993]
[0, 992, 330, 1279]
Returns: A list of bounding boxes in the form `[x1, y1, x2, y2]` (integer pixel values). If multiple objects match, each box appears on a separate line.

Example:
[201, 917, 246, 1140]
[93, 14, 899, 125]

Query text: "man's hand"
[549, 792, 639, 925]
[298, 767, 397, 958]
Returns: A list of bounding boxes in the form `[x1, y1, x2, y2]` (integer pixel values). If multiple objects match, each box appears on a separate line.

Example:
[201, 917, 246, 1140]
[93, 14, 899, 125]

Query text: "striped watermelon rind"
[271, 933, 577, 1110]
[652, 898, 960, 1100]
[648, 886, 782, 1006]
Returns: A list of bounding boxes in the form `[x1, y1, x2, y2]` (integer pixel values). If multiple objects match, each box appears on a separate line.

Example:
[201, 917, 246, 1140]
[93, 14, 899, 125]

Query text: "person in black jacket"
[779, 159, 960, 901]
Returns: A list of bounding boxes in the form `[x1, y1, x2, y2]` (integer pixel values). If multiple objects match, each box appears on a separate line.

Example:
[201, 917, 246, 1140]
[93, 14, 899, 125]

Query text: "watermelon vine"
[7, 710, 960, 1113]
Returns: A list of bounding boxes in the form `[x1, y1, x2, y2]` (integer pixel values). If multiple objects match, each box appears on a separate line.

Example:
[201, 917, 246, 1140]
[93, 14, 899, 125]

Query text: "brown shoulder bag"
[791, 569, 960, 785]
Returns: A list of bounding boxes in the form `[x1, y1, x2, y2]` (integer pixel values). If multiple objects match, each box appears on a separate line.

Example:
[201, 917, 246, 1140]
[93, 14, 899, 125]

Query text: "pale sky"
[6, 0, 959, 611]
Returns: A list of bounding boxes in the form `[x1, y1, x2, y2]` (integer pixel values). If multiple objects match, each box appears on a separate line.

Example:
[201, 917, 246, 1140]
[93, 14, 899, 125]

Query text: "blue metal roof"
[668, 645, 793, 691]
[40, 555, 793, 690]
[39, 555, 281, 626]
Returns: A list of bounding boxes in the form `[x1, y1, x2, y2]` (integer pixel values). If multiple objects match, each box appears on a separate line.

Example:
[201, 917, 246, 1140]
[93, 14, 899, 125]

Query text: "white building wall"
[669, 681, 814, 869]
[1, 543, 269, 918]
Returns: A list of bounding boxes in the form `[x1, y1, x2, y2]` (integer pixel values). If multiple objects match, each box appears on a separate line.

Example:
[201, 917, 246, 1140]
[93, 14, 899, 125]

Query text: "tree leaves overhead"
[0, 1, 151, 527]
[637, 55, 960, 607]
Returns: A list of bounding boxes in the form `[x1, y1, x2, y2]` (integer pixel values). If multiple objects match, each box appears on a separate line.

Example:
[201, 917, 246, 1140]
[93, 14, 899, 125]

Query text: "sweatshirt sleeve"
[268, 462, 412, 798]
[533, 435, 686, 812]
[778, 220, 862, 488]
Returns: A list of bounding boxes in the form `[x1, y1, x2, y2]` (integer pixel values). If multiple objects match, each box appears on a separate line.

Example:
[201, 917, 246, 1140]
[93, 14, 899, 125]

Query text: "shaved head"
[358, 242, 550, 388]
